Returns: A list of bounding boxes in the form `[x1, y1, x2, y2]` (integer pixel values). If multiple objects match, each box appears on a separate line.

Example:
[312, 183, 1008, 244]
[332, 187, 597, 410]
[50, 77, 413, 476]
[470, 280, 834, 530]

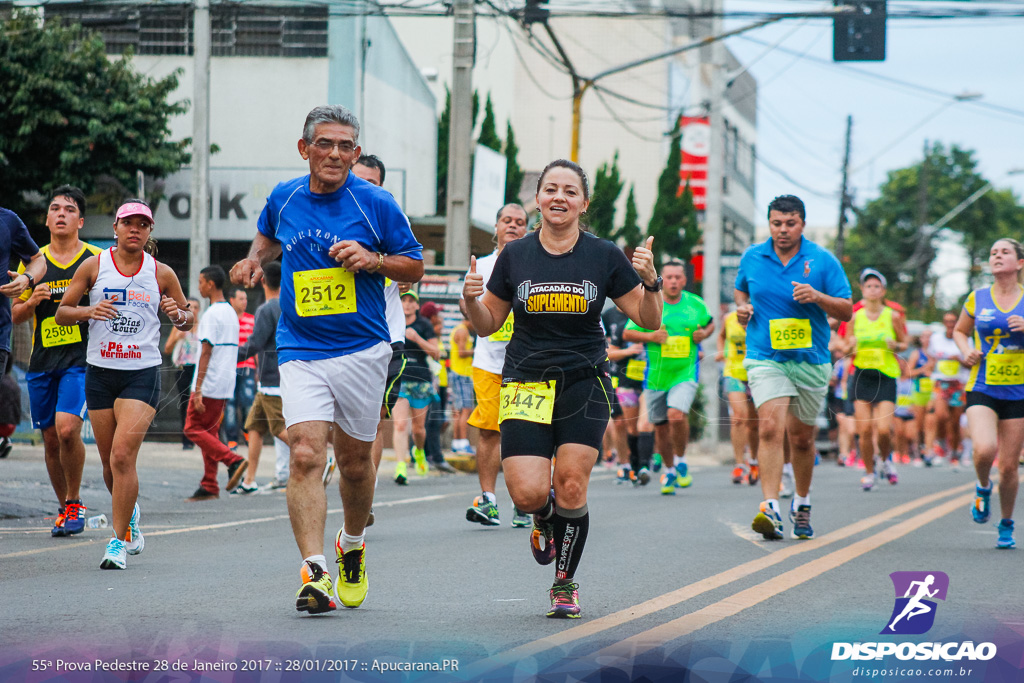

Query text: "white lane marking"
[0, 490, 475, 559]
[723, 520, 773, 550]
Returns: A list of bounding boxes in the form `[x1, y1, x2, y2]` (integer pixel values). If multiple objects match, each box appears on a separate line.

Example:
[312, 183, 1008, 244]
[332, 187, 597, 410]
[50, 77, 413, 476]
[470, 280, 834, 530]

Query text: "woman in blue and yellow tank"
[843, 268, 907, 491]
[953, 237, 1024, 550]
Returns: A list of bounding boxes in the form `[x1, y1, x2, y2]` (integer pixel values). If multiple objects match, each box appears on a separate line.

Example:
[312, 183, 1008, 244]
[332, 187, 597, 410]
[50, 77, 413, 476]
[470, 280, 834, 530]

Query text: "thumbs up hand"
[632, 236, 658, 289]
[463, 255, 485, 301]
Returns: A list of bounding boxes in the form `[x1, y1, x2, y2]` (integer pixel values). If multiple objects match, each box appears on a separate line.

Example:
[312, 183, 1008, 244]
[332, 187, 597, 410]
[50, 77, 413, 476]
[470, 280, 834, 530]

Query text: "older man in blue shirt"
[735, 195, 852, 541]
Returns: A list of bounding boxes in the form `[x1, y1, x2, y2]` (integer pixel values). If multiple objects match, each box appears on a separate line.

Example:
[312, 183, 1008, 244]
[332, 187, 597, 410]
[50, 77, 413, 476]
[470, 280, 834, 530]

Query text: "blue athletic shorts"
[27, 366, 88, 430]
[399, 380, 437, 410]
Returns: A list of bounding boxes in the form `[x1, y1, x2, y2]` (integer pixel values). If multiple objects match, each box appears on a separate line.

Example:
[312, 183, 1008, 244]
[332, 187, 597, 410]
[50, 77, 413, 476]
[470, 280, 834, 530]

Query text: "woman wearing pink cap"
[56, 198, 193, 570]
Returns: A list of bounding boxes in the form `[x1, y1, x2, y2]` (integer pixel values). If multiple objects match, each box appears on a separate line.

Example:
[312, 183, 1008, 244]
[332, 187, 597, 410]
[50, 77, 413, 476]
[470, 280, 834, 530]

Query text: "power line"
[591, 87, 668, 143]
[754, 149, 838, 199]
[735, 34, 1024, 122]
[499, 15, 571, 101]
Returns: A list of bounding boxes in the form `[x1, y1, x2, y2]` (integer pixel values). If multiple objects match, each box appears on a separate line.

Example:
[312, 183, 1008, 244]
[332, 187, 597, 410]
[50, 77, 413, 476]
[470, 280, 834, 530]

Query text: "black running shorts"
[852, 368, 897, 404]
[500, 369, 613, 459]
[966, 391, 1024, 421]
[85, 365, 161, 410]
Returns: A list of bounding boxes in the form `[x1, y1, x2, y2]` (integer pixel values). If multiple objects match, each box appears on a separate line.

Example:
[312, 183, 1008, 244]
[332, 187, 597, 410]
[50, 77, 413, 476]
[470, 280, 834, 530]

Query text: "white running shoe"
[125, 503, 144, 555]
[780, 470, 795, 498]
[100, 538, 127, 570]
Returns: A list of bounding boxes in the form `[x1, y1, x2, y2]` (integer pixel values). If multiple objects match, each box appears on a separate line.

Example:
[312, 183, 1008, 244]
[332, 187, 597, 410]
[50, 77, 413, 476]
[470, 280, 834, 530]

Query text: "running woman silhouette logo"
[881, 571, 949, 635]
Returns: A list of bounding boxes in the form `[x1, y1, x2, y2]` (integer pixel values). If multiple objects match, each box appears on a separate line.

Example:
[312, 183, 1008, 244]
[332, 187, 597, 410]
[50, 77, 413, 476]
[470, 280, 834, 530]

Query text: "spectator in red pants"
[184, 265, 247, 501]
[0, 367, 20, 458]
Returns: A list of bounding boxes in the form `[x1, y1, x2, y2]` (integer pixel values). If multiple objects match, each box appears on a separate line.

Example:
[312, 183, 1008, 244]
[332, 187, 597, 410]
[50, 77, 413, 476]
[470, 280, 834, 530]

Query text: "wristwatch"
[642, 276, 663, 293]
[369, 252, 385, 272]
[24, 272, 36, 289]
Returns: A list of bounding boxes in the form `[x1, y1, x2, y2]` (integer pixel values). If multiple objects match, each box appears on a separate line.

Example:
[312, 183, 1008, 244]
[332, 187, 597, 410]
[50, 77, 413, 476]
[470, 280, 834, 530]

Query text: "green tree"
[0, 10, 189, 234]
[617, 185, 643, 247]
[587, 152, 624, 240]
[477, 94, 501, 152]
[960, 188, 1024, 292]
[844, 143, 1024, 313]
[504, 120, 525, 204]
[437, 88, 481, 215]
[647, 125, 699, 265]
[436, 87, 451, 214]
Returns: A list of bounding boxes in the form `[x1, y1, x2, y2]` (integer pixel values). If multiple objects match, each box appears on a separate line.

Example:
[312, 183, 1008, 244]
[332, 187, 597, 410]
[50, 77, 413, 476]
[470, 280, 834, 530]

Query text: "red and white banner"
[679, 116, 710, 210]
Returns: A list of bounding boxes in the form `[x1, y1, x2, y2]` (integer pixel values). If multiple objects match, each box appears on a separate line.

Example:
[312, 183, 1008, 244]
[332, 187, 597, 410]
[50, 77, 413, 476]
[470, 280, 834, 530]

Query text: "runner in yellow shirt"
[716, 309, 759, 486]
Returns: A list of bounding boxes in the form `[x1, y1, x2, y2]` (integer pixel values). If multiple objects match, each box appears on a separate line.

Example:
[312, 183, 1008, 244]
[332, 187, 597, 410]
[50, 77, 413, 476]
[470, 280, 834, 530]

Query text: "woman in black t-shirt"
[463, 159, 662, 619]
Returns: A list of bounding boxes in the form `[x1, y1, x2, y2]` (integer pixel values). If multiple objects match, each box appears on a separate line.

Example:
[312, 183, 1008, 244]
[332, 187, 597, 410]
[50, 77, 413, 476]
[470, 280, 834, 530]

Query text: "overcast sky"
[718, 1, 1024, 304]
[722, 0, 1024, 230]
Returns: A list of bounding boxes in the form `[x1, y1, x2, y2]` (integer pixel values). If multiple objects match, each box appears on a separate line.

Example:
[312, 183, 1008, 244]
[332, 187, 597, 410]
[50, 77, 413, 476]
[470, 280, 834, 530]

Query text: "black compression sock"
[553, 504, 590, 582]
[637, 431, 654, 469]
[627, 434, 640, 471]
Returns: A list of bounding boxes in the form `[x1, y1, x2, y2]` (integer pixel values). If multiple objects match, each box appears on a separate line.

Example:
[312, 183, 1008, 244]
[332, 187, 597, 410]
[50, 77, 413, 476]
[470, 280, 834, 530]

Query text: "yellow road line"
[596, 488, 976, 658]
[462, 480, 974, 677]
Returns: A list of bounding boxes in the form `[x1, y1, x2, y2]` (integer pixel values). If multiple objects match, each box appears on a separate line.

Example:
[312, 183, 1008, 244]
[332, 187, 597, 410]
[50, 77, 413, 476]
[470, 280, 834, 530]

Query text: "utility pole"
[560, 16, 781, 163]
[835, 115, 852, 260]
[915, 139, 930, 308]
[189, 0, 211, 301]
[700, 0, 724, 447]
[444, 0, 475, 269]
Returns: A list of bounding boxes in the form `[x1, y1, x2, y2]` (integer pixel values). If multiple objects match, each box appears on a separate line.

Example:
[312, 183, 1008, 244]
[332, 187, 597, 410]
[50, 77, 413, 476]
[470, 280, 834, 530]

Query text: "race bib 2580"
[41, 316, 82, 347]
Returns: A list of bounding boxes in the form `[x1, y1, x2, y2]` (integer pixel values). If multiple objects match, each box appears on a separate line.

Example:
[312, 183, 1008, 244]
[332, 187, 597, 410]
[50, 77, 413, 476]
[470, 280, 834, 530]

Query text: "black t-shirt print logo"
[519, 280, 597, 314]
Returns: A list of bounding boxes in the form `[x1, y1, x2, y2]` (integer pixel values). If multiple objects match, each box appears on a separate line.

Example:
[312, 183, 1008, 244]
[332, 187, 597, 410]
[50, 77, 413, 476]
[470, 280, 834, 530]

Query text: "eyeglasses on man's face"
[311, 138, 357, 154]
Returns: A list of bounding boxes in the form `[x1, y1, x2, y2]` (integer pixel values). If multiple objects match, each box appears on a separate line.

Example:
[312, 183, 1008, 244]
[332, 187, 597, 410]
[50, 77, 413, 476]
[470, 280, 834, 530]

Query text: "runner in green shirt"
[624, 261, 713, 493]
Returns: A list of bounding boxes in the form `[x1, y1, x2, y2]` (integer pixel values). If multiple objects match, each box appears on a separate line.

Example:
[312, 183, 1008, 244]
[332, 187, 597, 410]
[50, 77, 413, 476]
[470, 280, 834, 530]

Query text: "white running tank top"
[87, 248, 163, 370]
[928, 332, 969, 383]
[470, 251, 511, 375]
[385, 279, 404, 344]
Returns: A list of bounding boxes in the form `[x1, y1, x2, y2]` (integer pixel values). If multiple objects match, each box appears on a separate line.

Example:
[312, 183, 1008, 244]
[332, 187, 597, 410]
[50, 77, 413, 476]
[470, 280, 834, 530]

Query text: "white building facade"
[392, 0, 758, 255]
[43, 2, 437, 244]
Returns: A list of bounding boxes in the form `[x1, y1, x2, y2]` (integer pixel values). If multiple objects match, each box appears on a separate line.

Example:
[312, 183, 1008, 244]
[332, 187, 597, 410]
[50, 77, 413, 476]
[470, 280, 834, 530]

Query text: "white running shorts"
[280, 341, 391, 442]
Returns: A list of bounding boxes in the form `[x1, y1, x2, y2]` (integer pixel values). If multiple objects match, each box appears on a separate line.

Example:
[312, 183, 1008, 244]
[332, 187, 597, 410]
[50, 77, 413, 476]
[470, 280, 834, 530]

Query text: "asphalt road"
[2, 441, 1023, 683]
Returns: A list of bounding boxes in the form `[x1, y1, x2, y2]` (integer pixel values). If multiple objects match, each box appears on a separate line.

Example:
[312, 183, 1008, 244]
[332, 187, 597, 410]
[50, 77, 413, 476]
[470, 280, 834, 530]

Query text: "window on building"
[736, 138, 753, 185]
[43, 3, 329, 57]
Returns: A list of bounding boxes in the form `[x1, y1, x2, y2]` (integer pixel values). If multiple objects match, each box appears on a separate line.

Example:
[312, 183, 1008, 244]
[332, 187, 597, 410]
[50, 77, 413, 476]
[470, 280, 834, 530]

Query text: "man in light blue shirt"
[231, 105, 423, 616]
[735, 195, 852, 542]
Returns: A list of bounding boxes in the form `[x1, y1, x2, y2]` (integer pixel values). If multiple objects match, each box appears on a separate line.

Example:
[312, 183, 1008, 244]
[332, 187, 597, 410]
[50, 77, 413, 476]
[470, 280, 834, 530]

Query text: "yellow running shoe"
[335, 531, 368, 608]
[295, 560, 337, 614]
[412, 446, 428, 476]
[394, 460, 408, 485]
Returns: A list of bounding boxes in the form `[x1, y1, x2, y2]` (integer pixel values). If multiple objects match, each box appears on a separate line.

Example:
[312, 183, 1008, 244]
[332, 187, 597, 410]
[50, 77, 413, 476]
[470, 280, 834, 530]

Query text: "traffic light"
[833, 1, 886, 61]
[522, 0, 549, 25]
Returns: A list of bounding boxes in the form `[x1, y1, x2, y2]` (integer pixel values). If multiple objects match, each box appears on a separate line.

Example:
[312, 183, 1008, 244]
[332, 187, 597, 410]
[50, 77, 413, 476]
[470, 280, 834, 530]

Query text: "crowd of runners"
[3, 104, 1024, 620]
